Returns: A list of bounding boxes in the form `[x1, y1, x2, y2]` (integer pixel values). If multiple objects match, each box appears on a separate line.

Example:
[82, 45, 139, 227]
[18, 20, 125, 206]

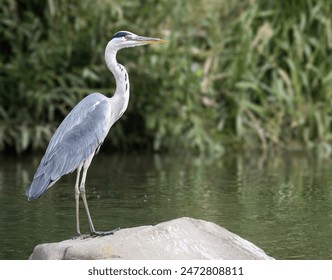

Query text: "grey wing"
[26, 93, 111, 200]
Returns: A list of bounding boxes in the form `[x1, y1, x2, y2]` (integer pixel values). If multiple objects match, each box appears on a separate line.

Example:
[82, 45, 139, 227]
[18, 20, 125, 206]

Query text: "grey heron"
[25, 31, 166, 237]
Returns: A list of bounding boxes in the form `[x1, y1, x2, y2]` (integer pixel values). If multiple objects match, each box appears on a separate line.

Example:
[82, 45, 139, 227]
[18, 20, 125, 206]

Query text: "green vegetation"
[1, 0, 331, 155]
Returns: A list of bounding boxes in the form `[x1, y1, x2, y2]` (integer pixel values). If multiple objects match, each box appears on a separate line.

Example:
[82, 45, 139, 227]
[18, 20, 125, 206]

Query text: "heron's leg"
[78, 154, 98, 235]
[81, 193, 97, 233]
[79, 154, 120, 237]
[75, 165, 83, 236]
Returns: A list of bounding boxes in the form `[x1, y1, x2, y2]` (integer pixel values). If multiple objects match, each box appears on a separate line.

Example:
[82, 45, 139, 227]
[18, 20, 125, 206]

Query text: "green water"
[0, 153, 332, 260]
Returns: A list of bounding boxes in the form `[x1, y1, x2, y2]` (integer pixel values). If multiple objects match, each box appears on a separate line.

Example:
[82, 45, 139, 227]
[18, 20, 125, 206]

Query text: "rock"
[28, 217, 274, 260]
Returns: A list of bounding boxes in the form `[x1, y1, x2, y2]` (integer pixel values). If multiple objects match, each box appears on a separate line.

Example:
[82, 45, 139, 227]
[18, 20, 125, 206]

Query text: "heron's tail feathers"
[25, 174, 52, 201]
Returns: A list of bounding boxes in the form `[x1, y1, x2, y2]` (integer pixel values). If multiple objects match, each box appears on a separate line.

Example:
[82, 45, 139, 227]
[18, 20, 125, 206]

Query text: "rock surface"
[29, 217, 274, 260]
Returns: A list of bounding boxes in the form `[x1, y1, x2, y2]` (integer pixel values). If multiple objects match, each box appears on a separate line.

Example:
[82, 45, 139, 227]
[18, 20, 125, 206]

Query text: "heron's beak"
[133, 35, 167, 44]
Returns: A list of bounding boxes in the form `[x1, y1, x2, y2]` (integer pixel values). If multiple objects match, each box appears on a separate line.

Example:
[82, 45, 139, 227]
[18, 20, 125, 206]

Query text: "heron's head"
[109, 31, 166, 50]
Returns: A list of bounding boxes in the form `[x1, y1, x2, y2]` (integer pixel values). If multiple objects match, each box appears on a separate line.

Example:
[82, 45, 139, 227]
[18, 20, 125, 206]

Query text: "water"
[1, 153, 332, 260]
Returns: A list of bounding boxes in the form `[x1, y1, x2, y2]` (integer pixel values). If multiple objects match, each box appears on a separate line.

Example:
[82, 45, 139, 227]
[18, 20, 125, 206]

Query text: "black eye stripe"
[111, 31, 131, 40]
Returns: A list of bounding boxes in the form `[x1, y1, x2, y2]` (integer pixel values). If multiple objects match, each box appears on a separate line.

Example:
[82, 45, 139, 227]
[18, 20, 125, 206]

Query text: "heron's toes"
[91, 227, 120, 237]
[72, 233, 91, 240]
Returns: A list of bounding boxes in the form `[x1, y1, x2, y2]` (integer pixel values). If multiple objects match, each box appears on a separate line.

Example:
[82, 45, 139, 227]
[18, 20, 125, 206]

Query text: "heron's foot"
[72, 233, 91, 240]
[71, 228, 120, 239]
[90, 227, 121, 237]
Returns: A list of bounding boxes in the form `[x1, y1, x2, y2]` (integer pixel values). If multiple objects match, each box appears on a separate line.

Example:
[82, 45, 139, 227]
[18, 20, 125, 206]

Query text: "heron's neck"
[105, 47, 130, 122]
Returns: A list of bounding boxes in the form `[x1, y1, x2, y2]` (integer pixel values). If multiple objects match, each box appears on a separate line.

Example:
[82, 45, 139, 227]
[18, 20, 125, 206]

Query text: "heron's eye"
[124, 35, 130, 40]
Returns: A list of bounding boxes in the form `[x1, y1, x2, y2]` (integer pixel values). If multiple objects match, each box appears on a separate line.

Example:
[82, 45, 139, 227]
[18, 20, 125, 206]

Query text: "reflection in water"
[0, 153, 332, 259]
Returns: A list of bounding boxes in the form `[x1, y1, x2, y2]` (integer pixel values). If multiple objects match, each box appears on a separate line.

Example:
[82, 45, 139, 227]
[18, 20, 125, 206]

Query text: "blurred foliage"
[0, 0, 331, 155]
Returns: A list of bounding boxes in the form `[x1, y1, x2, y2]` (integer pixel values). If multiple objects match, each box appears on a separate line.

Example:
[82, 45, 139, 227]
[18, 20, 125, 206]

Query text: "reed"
[1, 0, 331, 155]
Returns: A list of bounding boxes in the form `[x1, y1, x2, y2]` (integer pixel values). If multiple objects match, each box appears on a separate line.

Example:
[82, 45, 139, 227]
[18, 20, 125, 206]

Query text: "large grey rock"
[29, 217, 274, 260]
